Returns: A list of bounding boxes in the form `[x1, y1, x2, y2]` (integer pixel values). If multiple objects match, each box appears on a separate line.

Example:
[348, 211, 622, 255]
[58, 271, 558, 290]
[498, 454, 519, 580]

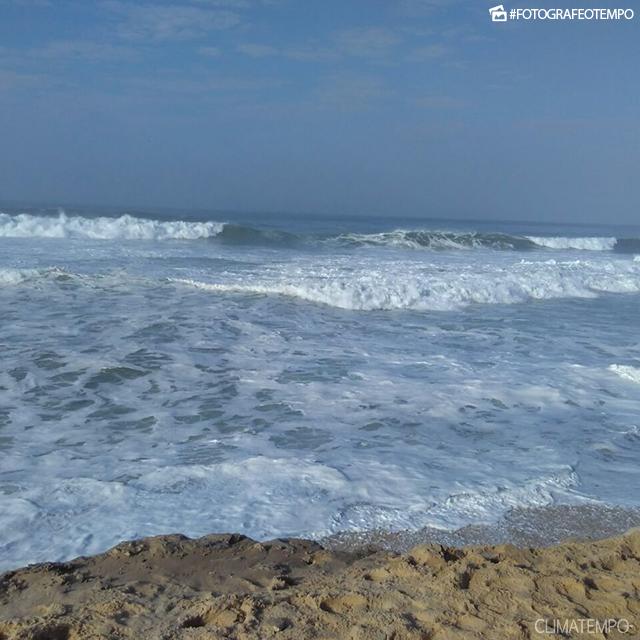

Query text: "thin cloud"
[122, 71, 286, 96]
[32, 40, 138, 62]
[408, 43, 449, 60]
[105, 2, 242, 41]
[0, 69, 45, 90]
[236, 42, 338, 62]
[313, 73, 388, 109]
[235, 27, 402, 63]
[282, 46, 338, 62]
[236, 43, 278, 57]
[0, 0, 52, 5]
[399, 0, 462, 15]
[192, 0, 282, 5]
[191, 0, 251, 6]
[198, 46, 223, 57]
[332, 27, 401, 58]
[415, 95, 466, 109]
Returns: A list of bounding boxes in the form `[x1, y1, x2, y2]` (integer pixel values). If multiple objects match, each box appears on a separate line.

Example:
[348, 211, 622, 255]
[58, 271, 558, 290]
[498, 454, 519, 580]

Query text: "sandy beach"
[1, 522, 638, 639]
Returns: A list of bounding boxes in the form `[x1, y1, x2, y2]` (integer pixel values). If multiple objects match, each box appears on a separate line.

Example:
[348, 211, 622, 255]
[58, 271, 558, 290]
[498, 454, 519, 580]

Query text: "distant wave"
[0, 212, 224, 240]
[332, 230, 538, 251]
[335, 231, 639, 253]
[217, 227, 640, 253]
[525, 236, 617, 251]
[613, 238, 640, 254]
[215, 223, 300, 246]
[1, 212, 639, 253]
[172, 258, 640, 311]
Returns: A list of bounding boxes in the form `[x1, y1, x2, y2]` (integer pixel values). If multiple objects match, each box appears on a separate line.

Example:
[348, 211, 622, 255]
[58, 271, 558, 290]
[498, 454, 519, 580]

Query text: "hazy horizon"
[3, 198, 640, 231]
[1, 0, 638, 223]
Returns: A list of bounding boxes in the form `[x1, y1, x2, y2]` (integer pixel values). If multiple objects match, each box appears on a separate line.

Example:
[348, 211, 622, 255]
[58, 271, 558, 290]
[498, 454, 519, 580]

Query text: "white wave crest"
[0, 212, 225, 241]
[0, 268, 41, 286]
[0, 267, 73, 287]
[527, 236, 617, 251]
[335, 231, 484, 250]
[172, 258, 640, 311]
[333, 230, 528, 251]
[609, 364, 640, 384]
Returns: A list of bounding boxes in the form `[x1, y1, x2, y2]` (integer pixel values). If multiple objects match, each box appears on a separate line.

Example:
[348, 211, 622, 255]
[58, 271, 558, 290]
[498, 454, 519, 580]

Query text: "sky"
[0, 0, 638, 223]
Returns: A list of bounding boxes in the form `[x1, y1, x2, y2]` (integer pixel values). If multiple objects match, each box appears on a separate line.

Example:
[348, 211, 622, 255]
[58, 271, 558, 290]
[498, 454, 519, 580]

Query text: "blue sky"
[0, 0, 638, 222]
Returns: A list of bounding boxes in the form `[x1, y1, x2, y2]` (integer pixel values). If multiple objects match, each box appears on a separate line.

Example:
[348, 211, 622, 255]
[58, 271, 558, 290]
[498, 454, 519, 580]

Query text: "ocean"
[1, 206, 639, 570]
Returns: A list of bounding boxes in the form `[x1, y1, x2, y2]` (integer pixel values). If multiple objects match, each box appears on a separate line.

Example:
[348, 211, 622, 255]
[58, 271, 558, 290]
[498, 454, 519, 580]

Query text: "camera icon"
[489, 5, 508, 21]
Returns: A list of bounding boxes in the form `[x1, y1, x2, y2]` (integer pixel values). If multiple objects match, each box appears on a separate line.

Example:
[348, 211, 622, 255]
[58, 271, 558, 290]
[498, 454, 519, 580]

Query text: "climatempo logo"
[489, 4, 508, 21]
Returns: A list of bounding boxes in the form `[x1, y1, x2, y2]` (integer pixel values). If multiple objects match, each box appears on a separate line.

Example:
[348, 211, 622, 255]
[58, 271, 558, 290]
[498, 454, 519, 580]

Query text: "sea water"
[1, 207, 639, 570]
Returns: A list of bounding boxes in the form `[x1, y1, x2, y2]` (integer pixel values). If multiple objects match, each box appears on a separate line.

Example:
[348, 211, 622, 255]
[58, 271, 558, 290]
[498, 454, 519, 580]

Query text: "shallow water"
[1, 207, 639, 570]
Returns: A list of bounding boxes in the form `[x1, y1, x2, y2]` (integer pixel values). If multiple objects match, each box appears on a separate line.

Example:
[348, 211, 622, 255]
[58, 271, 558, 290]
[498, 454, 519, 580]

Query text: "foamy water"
[1, 208, 639, 570]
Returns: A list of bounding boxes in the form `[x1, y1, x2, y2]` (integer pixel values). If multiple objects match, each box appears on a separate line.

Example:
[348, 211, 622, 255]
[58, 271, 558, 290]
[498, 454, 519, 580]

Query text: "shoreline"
[2, 507, 640, 639]
[322, 504, 640, 553]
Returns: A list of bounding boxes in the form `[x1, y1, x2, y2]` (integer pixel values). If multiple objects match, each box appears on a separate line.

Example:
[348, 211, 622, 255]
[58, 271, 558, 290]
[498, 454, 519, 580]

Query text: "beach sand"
[1, 521, 639, 639]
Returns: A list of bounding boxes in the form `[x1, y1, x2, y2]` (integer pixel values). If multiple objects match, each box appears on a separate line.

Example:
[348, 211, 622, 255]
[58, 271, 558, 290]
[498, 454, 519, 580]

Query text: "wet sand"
[1, 509, 639, 639]
[322, 504, 640, 552]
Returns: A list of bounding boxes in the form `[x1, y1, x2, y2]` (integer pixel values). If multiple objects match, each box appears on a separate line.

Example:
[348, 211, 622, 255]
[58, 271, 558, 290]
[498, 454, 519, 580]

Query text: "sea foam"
[0, 212, 225, 241]
[526, 236, 618, 251]
[173, 258, 640, 310]
[609, 364, 640, 384]
[2, 212, 640, 570]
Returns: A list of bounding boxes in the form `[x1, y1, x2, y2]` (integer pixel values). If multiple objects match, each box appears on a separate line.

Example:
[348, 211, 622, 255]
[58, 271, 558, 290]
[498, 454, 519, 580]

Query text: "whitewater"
[1, 207, 640, 570]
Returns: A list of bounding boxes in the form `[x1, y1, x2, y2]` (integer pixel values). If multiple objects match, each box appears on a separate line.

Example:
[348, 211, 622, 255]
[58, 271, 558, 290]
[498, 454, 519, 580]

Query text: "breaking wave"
[0, 212, 224, 241]
[172, 258, 640, 311]
[215, 223, 300, 246]
[609, 364, 640, 385]
[334, 231, 640, 253]
[1, 212, 639, 253]
[525, 236, 617, 251]
[333, 230, 538, 251]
